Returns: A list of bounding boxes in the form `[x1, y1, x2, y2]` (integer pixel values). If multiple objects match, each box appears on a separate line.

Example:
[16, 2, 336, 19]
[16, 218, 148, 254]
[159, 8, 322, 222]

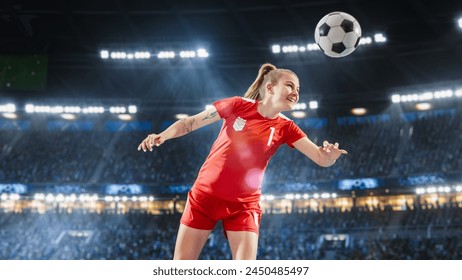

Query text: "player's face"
[273, 72, 300, 110]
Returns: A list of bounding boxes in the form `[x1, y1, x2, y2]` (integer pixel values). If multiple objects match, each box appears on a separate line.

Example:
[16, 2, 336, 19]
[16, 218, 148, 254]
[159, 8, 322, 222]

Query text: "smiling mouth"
[287, 98, 297, 103]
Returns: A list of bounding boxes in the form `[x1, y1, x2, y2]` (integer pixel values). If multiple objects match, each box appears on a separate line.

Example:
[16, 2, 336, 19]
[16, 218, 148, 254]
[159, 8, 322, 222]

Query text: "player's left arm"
[292, 137, 348, 167]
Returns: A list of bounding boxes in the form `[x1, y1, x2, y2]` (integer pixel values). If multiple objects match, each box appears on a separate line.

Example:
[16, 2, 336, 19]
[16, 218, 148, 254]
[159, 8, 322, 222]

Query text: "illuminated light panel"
[291, 111, 306, 118]
[351, 107, 367, 116]
[415, 102, 432, 111]
[175, 114, 189, 120]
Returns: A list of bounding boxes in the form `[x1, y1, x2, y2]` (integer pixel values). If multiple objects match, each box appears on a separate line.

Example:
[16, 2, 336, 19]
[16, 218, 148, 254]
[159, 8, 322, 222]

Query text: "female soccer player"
[138, 63, 347, 260]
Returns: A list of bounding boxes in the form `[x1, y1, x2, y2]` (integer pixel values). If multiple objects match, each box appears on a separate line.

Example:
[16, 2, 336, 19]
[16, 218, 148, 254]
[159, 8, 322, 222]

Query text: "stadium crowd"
[0, 205, 461, 260]
[1, 109, 461, 187]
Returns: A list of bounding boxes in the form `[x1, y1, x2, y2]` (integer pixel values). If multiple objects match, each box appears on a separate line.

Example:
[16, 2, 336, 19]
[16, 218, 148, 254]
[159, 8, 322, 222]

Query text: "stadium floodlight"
[197, 48, 209, 58]
[307, 43, 320, 51]
[55, 194, 65, 202]
[426, 187, 437, 194]
[302, 194, 309, 199]
[291, 111, 306, 118]
[175, 113, 189, 120]
[415, 102, 432, 111]
[2, 113, 17, 119]
[374, 33, 387, 43]
[100, 50, 109, 59]
[351, 107, 367, 116]
[0, 103, 16, 113]
[128, 105, 137, 114]
[82, 106, 104, 114]
[284, 194, 295, 200]
[321, 193, 331, 199]
[157, 51, 176, 59]
[271, 44, 281, 53]
[391, 87, 458, 103]
[434, 89, 453, 99]
[309, 101, 318, 109]
[293, 102, 307, 110]
[179, 50, 197, 58]
[272, 33, 384, 55]
[118, 114, 132, 121]
[45, 194, 55, 202]
[358, 36, 372, 45]
[109, 106, 126, 114]
[34, 193, 45, 200]
[458, 17, 462, 29]
[455, 88, 462, 97]
[61, 114, 76, 120]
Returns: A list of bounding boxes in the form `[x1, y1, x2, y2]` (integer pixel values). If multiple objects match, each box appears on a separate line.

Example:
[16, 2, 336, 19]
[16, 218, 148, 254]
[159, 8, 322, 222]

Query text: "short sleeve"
[286, 121, 307, 148]
[213, 96, 241, 119]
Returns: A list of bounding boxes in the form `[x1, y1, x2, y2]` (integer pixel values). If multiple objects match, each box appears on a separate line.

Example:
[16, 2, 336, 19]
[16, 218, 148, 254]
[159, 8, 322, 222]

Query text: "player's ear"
[266, 82, 274, 94]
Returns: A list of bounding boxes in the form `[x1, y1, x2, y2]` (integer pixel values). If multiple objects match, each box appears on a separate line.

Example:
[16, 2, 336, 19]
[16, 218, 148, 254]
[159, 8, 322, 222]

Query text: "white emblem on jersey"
[233, 117, 246, 131]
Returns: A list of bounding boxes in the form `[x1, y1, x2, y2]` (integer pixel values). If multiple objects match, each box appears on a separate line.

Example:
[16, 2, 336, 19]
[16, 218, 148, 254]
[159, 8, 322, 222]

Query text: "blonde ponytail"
[244, 63, 277, 100]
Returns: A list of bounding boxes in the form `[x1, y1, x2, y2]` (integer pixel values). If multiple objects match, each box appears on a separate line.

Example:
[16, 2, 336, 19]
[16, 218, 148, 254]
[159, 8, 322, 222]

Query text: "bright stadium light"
[61, 114, 76, 120]
[415, 102, 432, 111]
[175, 114, 189, 120]
[291, 111, 306, 118]
[118, 114, 132, 121]
[100, 50, 109, 59]
[179, 50, 197, 58]
[359, 36, 372, 45]
[2, 113, 17, 119]
[351, 107, 367, 116]
[0, 103, 16, 113]
[374, 33, 387, 43]
[309, 101, 318, 109]
[128, 105, 137, 114]
[197, 48, 209, 58]
[157, 51, 175, 59]
[458, 17, 462, 29]
[271, 44, 281, 53]
[293, 102, 307, 110]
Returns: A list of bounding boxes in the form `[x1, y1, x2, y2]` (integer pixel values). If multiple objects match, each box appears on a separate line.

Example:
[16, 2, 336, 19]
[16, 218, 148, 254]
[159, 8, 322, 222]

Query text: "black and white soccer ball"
[314, 12, 362, 58]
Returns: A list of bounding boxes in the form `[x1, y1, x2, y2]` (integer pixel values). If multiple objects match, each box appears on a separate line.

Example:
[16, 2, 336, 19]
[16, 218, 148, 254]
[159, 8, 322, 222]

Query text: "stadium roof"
[1, 0, 461, 115]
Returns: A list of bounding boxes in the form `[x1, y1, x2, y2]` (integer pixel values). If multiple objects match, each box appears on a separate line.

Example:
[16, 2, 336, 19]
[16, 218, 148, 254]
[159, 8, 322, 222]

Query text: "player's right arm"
[137, 106, 221, 152]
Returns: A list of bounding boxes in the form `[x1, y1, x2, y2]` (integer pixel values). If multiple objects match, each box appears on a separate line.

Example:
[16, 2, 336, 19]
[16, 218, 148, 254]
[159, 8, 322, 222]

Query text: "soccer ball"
[314, 12, 362, 58]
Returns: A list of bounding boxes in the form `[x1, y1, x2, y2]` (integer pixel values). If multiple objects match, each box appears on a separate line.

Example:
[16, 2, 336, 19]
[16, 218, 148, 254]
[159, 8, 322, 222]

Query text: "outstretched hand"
[137, 133, 166, 152]
[319, 140, 348, 162]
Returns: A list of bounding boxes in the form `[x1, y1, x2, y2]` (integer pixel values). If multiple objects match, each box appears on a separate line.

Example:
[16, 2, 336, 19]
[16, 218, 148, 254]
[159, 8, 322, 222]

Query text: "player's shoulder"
[239, 97, 256, 103]
[278, 112, 293, 122]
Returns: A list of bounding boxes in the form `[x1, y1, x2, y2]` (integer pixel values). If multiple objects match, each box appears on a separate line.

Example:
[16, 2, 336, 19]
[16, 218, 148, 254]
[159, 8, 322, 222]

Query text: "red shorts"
[180, 190, 262, 237]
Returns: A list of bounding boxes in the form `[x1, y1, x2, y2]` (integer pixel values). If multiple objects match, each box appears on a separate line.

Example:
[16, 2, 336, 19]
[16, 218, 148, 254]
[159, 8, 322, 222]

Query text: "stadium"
[1, 0, 461, 260]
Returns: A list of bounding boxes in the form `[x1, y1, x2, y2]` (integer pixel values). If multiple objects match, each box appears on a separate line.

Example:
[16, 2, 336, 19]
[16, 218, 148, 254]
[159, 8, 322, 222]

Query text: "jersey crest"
[233, 116, 246, 131]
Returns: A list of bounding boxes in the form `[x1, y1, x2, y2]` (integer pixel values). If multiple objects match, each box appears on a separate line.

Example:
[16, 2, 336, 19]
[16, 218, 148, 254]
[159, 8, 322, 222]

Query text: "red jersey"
[192, 96, 307, 202]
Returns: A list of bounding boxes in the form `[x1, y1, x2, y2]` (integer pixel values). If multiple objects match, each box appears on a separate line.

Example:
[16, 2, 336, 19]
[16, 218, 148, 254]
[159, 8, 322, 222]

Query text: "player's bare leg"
[227, 231, 259, 260]
[173, 224, 212, 260]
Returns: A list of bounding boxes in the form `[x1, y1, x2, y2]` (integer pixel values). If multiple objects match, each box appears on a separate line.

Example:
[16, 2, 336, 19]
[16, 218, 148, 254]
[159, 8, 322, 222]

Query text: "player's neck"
[257, 102, 279, 119]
